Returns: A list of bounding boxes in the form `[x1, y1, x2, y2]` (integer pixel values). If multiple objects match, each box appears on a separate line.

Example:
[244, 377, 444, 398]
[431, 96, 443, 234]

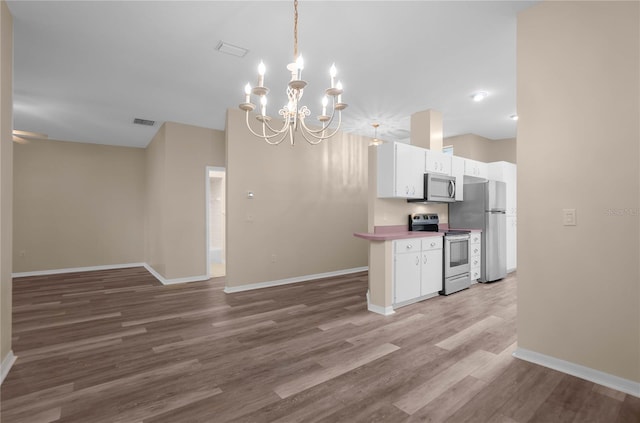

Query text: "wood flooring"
[1, 268, 638, 422]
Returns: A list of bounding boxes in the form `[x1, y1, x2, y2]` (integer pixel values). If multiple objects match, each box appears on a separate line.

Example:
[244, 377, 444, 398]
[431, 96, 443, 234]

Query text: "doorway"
[206, 167, 226, 278]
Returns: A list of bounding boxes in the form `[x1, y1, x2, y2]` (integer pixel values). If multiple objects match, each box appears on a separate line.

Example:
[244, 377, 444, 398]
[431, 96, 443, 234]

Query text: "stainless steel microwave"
[408, 173, 456, 203]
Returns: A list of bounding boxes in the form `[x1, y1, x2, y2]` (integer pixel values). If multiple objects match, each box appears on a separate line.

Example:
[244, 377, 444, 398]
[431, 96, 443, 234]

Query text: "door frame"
[205, 166, 226, 277]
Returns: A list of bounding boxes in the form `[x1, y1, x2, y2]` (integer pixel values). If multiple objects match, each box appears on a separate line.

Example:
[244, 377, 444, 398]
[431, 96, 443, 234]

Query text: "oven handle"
[445, 235, 469, 241]
[447, 273, 470, 282]
[448, 180, 456, 198]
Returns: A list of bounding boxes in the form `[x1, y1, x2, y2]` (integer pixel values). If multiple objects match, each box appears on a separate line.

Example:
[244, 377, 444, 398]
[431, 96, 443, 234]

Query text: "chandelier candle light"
[239, 0, 347, 145]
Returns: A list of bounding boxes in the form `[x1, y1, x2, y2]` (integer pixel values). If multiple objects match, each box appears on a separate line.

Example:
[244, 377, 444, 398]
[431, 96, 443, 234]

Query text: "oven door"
[444, 235, 470, 278]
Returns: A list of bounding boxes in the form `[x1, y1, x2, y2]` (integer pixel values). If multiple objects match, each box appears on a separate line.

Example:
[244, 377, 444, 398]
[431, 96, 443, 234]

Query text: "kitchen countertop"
[354, 225, 481, 241]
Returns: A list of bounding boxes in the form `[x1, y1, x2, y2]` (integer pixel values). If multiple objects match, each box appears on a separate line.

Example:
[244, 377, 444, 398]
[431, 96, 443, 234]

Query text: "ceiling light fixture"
[509, 114, 519, 121]
[370, 123, 383, 146]
[239, 0, 347, 145]
[471, 91, 488, 102]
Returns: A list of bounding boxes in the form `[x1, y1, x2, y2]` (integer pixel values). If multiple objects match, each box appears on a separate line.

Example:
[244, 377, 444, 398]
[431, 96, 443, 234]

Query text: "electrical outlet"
[19, 250, 26, 257]
[246, 213, 254, 222]
[270, 253, 277, 263]
[563, 209, 577, 226]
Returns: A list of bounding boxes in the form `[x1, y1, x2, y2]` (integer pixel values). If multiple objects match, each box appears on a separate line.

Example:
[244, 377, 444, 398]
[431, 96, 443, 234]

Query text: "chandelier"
[239, 0, 347, 145]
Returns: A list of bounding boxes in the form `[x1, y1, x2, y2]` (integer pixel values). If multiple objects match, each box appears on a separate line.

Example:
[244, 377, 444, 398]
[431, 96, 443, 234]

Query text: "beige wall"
[144, 122, 225, 280]
[446, 133, 517, 164]
[517, 0, 639, 383]
[225, 108, 368, 287]
[0, 0, 12, 365]
[144, 125, 167, 276]
[13, 139, 145, 272]
[163, 122, 225, 279]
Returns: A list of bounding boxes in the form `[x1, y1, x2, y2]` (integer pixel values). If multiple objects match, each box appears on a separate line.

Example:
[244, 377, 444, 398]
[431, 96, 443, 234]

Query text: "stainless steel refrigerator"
[449, 181, 507, 282]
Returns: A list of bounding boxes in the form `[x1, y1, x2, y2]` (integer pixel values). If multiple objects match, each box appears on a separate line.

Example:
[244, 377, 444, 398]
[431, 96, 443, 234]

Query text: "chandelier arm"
[244, 111, 289, 140]
[303, 97, 340, 134]
[298, 127, 326, 145]
[262, 113, 293, 135]
[263, 129, 290, 145]
[299, 111, 342, 140]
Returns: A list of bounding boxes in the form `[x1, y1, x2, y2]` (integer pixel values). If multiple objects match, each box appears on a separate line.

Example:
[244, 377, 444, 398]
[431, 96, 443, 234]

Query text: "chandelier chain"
[293, 0, 298, 59]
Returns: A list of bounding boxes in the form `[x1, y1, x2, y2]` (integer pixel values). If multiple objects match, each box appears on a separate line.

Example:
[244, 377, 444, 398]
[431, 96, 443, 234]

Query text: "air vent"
[216, 41, 249, 58]
[133, 118, 155, 126]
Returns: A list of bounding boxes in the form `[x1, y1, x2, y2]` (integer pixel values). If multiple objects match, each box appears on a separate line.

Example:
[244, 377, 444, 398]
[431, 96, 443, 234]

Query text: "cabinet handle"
[474, 249, 479, 254]
[406, 186, 410, 195]
[423, 256, 427, 264]
[430, 242, 436, 247]
[416, 256, 420, 266]
[406, 245, 413, 250]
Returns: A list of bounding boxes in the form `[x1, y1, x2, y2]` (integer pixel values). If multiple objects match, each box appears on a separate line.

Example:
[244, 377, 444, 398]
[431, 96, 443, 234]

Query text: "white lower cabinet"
[394, 252, 421, 303]
[469, 232, 482, 282]
[393, 236, 443, 307]
[421, 249, 443, 295]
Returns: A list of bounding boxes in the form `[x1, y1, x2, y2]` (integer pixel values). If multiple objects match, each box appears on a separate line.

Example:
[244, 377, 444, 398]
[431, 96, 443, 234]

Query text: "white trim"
[205, 166, 212, 278]
[0, 351, 17, 385]
[142, 264, 209, 285]
[206, 166, 226, 279]
[366, 289, 395, 316]
[13, 263, 209, 286]
[513, 347, 640, 398]
[12, 263, 146, 278]
[223, 266, 368, 294]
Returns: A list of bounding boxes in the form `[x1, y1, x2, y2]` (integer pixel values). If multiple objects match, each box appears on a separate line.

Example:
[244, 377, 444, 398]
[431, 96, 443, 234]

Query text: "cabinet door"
[421, 249, 443, 295]
[464, 158, 488, 180]
[394, 252, 421, 303]
[426, 151, 452, 175]
[396, 143, 425, 198]
[451, 156, 465, 201]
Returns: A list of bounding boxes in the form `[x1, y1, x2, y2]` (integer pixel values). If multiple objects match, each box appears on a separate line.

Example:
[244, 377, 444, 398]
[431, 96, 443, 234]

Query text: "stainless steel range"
[442, 230, 471, 295]
[408, 214, 471, 295]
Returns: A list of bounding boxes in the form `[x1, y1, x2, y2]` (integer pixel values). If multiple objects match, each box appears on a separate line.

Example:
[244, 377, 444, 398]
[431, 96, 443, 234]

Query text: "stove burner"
[409, 213, 440, 232]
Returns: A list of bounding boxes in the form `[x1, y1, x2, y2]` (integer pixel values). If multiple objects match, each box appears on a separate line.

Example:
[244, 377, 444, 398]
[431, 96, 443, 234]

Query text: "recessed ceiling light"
[216, 41, 249, 58]
[471, 91, 488, 102]
[510, 114, 519, 121]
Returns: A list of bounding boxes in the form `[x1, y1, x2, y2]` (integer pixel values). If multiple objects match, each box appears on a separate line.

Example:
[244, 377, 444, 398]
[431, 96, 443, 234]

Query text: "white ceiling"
[7, 0, 536, 148]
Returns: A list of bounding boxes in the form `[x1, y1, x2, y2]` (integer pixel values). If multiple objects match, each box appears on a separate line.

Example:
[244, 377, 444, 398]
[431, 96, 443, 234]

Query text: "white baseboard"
[142, 264, 209, 285]
[12, 263, 146, 278]
[513, 347, 640, 398]
[366, 289, 395, 316]
[12, 263, 209, 286]
[223, 266, 368, 294]
[0, 350, 17, 385]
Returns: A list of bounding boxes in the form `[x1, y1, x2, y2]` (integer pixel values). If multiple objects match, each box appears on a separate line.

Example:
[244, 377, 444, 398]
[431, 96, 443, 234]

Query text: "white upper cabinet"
[451, 156, 465, 201]
[377, 142, 426, 199]
[464, 158, 488, 181]
[425, 150, 452, 176]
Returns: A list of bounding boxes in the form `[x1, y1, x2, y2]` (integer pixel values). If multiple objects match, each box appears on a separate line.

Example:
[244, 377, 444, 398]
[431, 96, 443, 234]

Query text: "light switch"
[563, 208, 577, 226]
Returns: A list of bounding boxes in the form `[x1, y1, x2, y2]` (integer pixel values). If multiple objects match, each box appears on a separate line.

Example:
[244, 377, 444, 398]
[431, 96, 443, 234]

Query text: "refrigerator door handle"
[449, 180, 456, 198]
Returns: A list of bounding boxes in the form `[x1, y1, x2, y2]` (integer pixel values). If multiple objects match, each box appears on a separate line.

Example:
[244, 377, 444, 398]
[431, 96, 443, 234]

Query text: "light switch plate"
[563, 208, 577, 226]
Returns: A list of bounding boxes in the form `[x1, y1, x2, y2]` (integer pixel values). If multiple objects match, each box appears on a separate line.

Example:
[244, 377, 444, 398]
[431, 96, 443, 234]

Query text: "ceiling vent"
[216, 41, 249, 58]
[133, 118, 155, 126]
